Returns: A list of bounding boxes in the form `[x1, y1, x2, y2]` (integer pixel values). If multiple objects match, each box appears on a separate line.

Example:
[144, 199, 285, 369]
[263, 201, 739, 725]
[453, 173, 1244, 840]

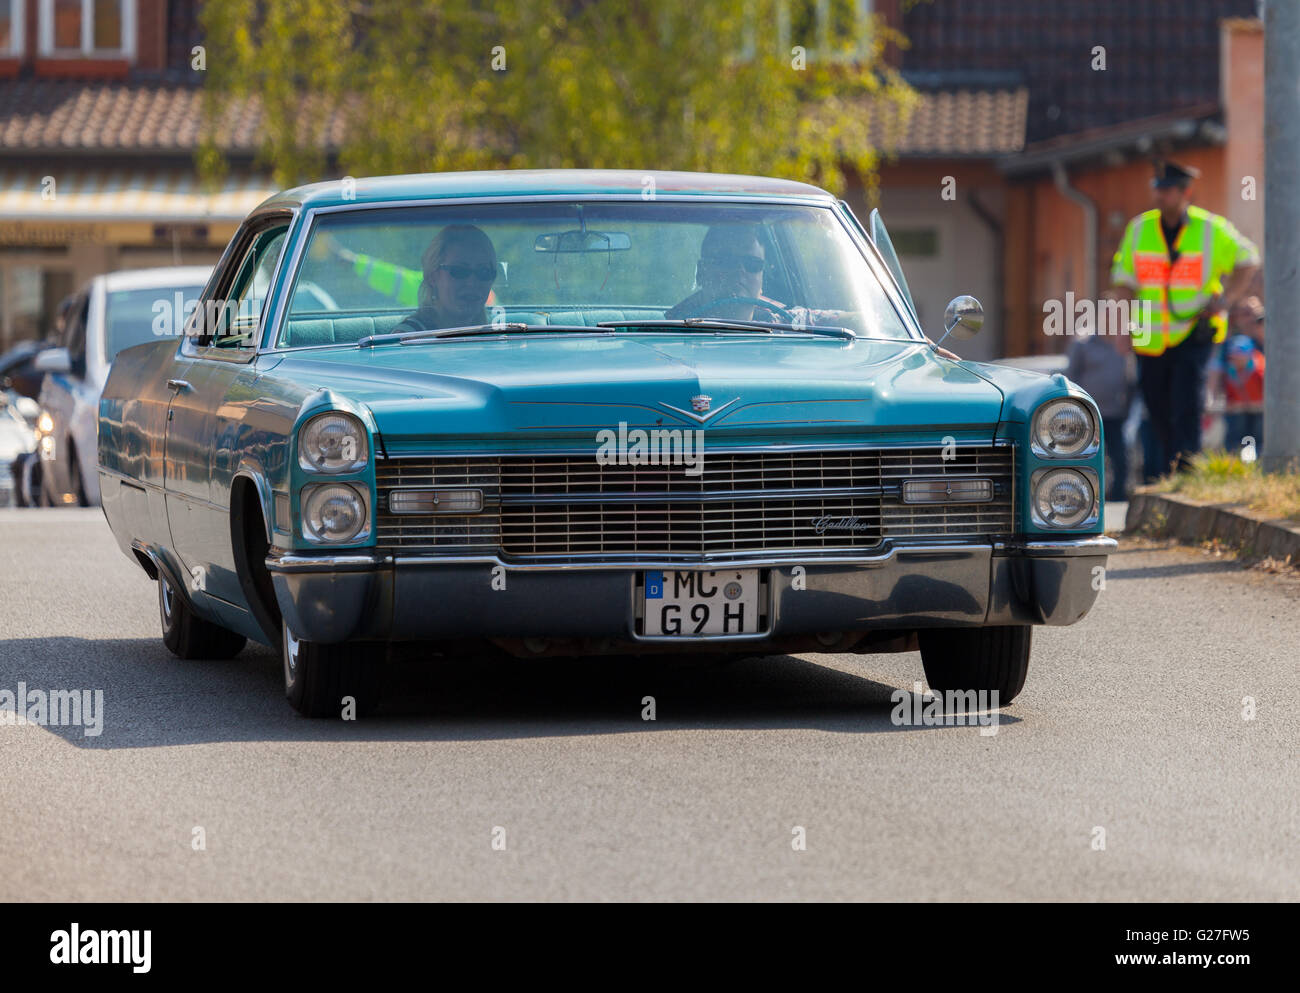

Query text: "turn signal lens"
[388, 489, 484, 515]
[901, 478, 993, 504]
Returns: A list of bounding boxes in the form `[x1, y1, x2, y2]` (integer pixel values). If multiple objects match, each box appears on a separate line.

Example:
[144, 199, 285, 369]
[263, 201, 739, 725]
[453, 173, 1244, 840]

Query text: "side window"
[210, 226, 289, 349]
[65, 294, 89, 376]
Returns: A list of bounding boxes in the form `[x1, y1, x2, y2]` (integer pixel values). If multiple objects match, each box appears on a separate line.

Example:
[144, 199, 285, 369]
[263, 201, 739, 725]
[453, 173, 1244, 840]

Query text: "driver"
[665, 224, 788, 322]
[393, 224, 499, 333]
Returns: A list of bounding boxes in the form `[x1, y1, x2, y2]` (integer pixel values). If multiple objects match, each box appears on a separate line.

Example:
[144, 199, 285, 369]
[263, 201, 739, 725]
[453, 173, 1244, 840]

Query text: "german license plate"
[642, 570, 760, 636]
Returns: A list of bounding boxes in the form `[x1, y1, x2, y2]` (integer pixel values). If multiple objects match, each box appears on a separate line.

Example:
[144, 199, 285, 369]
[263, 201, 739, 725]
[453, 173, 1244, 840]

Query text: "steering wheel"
[694, 296, 794, 324]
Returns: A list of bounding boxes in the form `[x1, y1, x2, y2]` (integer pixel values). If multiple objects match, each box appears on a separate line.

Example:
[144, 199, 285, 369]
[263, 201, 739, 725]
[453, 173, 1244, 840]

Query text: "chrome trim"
[375, 438, 1011, 458]
[267, 552, 392, 573]
[996, 536, 1116, 557]
[657, 396, 742, 424]
[493, 485, 896, 505]
[266, 542, 993, 574]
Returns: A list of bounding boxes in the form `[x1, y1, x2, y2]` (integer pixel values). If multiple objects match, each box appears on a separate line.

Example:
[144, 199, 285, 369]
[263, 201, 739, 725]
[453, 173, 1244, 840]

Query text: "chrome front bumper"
[265, 537, 1115, 646]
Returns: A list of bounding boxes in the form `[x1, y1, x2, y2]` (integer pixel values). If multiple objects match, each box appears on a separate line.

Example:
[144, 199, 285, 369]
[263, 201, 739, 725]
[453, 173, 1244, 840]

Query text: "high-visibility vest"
[1110, 205, 1259, 356]
[348, 252, 498, 310]
[352, 253, 423, 308]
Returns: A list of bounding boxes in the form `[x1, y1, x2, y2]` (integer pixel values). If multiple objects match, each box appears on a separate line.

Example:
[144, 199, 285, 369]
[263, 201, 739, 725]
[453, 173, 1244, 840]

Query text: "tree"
[199, 0, 917, 196]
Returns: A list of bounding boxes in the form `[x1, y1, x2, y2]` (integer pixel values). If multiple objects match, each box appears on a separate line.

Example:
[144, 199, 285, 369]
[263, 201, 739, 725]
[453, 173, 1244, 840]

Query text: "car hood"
[264, 334, 1007, 449]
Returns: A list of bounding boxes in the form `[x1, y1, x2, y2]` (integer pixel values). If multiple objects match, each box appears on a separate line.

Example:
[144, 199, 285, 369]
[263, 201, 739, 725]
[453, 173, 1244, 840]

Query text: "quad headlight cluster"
[1031, 398, 1097, 458]
[297, 411, 371, 544]
[1029, 397, 1101, 530]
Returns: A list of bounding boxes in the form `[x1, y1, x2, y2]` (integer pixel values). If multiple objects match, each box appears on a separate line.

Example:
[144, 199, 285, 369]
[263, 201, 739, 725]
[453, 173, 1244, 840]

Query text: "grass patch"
[1153, 451, 1300, 523]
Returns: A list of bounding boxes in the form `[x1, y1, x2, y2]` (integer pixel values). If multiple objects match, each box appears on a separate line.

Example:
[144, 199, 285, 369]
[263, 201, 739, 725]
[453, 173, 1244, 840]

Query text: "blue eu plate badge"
[645, 571, 664, 599]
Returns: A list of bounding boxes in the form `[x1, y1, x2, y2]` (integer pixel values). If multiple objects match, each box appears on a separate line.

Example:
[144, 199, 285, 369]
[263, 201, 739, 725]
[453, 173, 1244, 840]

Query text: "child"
[1218, 334, 1265, 454]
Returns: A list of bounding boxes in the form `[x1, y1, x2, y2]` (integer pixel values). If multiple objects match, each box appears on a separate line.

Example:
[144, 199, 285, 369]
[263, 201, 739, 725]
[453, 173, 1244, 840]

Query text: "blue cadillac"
[97, 170, 1114, 717]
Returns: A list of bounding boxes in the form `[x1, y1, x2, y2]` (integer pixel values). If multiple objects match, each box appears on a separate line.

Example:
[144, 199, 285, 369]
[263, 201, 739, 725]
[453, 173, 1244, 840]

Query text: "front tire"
[159, 574, 246, 660]
[282, 622, 384, 718]
[917, 625, 1032, 705]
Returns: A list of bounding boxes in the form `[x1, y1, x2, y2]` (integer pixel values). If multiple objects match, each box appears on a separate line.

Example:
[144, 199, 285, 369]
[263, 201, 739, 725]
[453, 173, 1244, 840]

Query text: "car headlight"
[298, 412, 369, 473]
[1031, 467, 1096, 528]
[301, 483, 369, 543]
[1032, 398, 1097, 457]
[36, 412, 54, 436]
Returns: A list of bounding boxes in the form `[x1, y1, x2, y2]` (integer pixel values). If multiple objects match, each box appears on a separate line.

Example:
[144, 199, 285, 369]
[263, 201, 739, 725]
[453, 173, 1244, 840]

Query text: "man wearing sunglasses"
[393, 224, 500, 333]
[666, 224, 789, 322]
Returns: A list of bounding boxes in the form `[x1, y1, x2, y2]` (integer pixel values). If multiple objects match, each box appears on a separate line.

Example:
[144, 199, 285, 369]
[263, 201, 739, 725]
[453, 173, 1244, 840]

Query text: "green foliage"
[199, 0, 917, 193]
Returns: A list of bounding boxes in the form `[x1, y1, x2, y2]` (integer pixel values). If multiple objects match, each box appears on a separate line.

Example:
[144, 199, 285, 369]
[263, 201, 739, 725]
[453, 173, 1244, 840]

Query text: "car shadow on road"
[1103, 544, 1248, 581]
[0, 636, 1019, 747]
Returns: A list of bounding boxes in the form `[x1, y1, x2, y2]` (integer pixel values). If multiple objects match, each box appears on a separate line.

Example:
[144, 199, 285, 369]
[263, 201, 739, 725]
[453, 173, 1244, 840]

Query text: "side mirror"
[938, 295, 984, 346]
[33, 347, 72, 374]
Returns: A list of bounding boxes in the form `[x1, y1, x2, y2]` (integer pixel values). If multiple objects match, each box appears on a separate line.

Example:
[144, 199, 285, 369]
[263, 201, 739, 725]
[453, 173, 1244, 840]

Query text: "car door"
[166, 217, 290, 619]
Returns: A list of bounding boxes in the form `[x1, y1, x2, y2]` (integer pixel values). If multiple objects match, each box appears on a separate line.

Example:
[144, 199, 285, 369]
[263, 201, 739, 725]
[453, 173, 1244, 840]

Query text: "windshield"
[278, 200, 915, 348]
[104, 284, 207, 361]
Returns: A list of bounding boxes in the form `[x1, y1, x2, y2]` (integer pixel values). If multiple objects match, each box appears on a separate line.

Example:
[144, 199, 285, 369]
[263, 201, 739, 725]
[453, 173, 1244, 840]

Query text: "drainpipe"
[965, 191, 1004, 355]
[1051, 161, 1098, 305]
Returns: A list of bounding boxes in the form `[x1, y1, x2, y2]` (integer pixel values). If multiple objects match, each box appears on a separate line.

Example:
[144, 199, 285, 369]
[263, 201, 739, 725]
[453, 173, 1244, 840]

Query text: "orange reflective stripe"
[1168, 254, 1204, 288]
[1134, 253, 1168, 282]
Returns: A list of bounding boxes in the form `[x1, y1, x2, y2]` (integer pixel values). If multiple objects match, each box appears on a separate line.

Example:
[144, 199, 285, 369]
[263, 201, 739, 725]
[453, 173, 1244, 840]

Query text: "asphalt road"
[1, 509, 1296, 901]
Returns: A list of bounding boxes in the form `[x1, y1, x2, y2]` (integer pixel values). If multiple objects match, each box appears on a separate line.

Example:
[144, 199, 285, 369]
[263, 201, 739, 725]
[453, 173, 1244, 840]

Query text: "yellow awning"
[0, 169, 275, 222]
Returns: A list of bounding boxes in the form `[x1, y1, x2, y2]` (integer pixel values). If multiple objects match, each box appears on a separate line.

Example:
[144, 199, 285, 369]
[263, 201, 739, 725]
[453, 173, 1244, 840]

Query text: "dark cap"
[1151, 159, 1201, 190]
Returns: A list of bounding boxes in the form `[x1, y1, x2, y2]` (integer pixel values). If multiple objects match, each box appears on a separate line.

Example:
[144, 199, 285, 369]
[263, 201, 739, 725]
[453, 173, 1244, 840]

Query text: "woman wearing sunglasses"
[394, 224, 499, 332]
[665, 224, 788, 323]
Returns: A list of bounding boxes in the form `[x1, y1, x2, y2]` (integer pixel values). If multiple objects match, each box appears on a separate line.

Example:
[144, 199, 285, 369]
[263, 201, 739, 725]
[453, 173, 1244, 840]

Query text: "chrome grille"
[375, 446, 1014, 558]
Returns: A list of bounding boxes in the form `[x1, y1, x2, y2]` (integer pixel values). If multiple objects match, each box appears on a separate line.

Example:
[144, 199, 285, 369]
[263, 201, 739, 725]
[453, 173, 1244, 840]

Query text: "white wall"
[873, 186, 1005, 362]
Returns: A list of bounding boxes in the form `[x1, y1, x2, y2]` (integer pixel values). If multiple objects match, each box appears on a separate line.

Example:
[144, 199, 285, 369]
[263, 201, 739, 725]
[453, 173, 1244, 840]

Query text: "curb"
[1125, 489, 1300, 562]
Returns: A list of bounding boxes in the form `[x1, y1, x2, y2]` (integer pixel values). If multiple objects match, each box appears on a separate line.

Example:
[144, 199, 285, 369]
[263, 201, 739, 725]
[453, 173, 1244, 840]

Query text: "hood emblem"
[657, 396, 741, 425]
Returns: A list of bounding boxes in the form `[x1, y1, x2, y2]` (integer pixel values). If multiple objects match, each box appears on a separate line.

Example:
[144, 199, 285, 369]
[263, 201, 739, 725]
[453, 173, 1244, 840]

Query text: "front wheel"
[917, 625, 1032, 705]
[282, 622, 384, 718]
[159, 574, 246, 660]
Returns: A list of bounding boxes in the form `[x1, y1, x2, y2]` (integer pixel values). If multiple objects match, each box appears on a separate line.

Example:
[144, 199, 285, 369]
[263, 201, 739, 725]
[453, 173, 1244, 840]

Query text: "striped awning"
[0, 169, 275, 221]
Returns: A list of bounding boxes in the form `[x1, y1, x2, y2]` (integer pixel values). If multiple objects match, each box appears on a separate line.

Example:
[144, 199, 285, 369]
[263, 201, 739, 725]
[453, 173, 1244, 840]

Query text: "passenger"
[666, 224, 788, 322]
[394, 224, 498, 332]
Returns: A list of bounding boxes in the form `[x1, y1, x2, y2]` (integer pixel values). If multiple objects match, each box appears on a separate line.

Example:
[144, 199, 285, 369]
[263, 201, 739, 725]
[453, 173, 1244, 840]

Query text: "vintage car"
[98, 170, 1114, 717]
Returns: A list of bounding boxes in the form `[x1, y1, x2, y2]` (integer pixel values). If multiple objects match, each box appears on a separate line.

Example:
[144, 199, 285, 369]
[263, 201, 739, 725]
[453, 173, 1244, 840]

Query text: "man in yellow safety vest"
[1110, 160, 1259, 480]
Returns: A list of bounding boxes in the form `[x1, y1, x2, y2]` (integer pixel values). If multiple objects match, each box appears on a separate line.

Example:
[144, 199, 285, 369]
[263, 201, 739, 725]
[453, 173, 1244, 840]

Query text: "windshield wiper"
[594, 318, 857, 339]
[358, 323, 611, 346]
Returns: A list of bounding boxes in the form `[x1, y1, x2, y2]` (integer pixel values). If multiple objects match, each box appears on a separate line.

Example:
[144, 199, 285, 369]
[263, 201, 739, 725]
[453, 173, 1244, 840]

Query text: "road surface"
[1, 509, 1295, 900]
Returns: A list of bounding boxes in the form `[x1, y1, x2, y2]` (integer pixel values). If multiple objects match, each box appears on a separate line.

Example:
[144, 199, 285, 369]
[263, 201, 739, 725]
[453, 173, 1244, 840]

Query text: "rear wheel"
[917, 625, 1032, 705]
[282, 622, 384, 718]
[158, 574, 247, 660]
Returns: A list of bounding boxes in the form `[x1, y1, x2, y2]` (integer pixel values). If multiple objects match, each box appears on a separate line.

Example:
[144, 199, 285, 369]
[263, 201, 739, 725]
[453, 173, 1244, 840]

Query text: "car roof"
[258, 169, 838, 212]
[99, 266, 214, 292]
